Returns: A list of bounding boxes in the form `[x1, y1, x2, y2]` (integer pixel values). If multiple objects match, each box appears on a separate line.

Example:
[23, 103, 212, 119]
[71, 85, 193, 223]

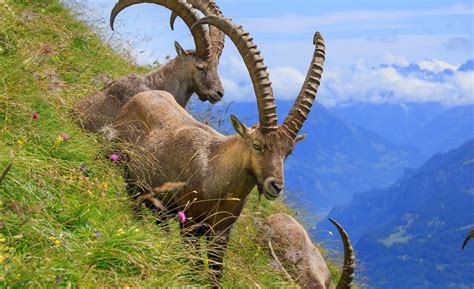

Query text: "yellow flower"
[55, 135, 64, 144]
[101, 182, 109, 190]
[116, 228, 125, 236]
[17, 137, 26, 146]
[0, 237, 5, 243]
[0, 255, 4, 264]
[53, 239, 61, 246]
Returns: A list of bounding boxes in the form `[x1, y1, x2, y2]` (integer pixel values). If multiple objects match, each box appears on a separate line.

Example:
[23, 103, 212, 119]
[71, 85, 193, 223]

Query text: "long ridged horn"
[192, 16, 277, 133]
[281, 32, 325, 139]
[170, 0, 225, 59]
[110, 0, 211, 59]
[329, 218, 355, 289]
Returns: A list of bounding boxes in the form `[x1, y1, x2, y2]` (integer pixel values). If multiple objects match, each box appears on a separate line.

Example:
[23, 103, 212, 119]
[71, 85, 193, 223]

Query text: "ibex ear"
[174, 41, 187, 59]
[295, 134, 307, 144]
[230, 115, 248, 139]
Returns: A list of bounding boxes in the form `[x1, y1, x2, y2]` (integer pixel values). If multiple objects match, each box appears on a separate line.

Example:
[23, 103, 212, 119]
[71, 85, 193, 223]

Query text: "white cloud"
[318, 60, 474, 107]
[220, 56, 474, 107]
[417, 59, 458, 73]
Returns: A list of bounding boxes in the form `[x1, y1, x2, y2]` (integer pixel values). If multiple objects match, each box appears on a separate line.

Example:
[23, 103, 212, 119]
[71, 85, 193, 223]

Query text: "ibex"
[74, 0, 225, 133]
[113, 16, 325, 286]
[261, 214, 355, 289]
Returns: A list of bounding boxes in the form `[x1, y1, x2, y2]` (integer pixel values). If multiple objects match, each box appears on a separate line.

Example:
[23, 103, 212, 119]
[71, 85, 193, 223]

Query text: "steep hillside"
[324, 139, 474, 288]
[0, 1, 339, 287]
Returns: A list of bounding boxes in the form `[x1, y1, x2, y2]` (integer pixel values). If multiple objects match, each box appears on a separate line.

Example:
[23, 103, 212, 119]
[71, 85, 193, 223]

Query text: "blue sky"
[65, 0, 474, 106]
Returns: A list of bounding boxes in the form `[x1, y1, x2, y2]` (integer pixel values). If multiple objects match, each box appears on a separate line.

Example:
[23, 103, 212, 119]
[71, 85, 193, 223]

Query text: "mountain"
[189, 100, 425, 210]
[408, 105, 474, 156]
[332, 103, 474, 156]
[323, 139, 474, 289]
[331, 102, 445, 145]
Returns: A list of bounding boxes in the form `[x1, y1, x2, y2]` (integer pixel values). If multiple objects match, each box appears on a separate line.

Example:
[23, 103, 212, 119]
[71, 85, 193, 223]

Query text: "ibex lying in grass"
[74, 0, 225, 132]
[262, 213, 355, 289]
[114, 16, 325, 285]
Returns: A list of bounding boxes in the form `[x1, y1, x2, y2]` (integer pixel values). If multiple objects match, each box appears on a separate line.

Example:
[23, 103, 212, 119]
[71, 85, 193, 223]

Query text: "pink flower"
[32, 112, 39, 120]
[177, 211, 187, 224]
[60, 132, 69, 141]
[110, 153, 120, 162]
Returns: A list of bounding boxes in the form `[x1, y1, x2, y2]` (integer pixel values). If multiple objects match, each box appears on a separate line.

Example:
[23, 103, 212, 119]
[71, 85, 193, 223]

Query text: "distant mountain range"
[321, 139, 474, 289]
[332, 103, 474, 156]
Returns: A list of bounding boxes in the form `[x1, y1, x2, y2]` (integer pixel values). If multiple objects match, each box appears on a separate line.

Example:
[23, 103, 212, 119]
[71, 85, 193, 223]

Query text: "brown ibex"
[113, 16, 325, 285]
[262, 214, 355, 289]
[74, 0, 225, 133]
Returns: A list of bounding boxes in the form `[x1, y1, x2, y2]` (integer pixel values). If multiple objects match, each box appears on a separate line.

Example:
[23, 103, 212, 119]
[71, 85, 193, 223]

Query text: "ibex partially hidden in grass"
[74, 0, 225, 133]
[114, 16, 325, 285]
[262, 214, 355, 289]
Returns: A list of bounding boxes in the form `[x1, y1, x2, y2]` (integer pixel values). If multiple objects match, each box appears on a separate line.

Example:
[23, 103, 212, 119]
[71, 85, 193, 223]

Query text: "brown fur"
[74, 48, 224, 132]
[262, 214, 356, 289]
[113, 90, 300, 285]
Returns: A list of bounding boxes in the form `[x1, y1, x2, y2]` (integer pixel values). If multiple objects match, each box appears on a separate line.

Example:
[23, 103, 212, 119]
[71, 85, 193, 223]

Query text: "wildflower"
[95, 230, 101, 240]
[79, 163, 87, 171]
[110, 153, 120, 162]
[49, 236, 61, 246]
[0, 237, 5, 243]
[116, 228, 125, 236]
[60, 132, 69, 141]
[32, 111, 39, 120]
[0, 255, 4, 264]
[55, 275, 64, 284]
[177, 211, 187, 224]
[101, 182, 109, 190]
[55, 135, 64, 144]
[17, 137, 26, 146]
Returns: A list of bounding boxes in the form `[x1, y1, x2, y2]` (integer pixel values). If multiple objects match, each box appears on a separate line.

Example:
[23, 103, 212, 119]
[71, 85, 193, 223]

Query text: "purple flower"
[110, 153, 120, 162]
[32, 111, 39, 120]
[60, 132, 69, 141]
[79, 163, 87, 171]
[95, 230, 101, 240]
[178, 211, 187, 224]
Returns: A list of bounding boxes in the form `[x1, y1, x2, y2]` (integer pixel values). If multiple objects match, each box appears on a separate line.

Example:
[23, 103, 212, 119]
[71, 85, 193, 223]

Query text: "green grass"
[0, 0, 344, 287]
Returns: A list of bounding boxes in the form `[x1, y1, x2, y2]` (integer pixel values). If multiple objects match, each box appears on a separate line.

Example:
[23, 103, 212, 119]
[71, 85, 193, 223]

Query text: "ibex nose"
[264, 177, 284, 199]
[271, 180, 284, 194]
[217, 90, 224, 98]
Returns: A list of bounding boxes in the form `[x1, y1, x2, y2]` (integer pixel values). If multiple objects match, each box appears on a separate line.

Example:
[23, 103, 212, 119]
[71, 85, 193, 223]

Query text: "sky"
[64, 0, 474, 107]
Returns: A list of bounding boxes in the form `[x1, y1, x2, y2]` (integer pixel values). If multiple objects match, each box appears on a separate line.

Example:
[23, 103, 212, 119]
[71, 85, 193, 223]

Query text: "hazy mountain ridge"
[323, 139, 474, 289]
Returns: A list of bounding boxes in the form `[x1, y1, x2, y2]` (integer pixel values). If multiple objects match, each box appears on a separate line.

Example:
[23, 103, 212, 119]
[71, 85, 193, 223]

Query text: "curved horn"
[192, 16, 277, 133]
[170, 0, 225, 59]
[281, 32, 325, 139]
[110, 0, 211, 59]
[329, 218, 355, 289]
[462, 230, 474, 250]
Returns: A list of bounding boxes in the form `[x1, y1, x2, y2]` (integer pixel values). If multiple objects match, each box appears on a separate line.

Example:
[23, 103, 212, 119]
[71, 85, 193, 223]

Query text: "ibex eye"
[196, 64, 206, 71]
[253, 142, 262, 151]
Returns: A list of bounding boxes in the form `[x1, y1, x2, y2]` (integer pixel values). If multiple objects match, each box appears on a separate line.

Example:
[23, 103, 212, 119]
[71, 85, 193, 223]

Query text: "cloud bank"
[220, 57, 474, 107]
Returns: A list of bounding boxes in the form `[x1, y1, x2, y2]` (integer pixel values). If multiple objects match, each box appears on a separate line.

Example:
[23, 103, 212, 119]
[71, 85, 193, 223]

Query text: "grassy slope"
[0, 0, 341, 287]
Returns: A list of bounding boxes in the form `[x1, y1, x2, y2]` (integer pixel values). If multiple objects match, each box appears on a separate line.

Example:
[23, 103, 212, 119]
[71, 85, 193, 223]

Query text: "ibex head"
[192, 17, 325, 199]
[110, 0, 225, 104]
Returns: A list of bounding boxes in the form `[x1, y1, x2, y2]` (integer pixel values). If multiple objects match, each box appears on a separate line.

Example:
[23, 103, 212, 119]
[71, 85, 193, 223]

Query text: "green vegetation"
[0, 0, 341, 287]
